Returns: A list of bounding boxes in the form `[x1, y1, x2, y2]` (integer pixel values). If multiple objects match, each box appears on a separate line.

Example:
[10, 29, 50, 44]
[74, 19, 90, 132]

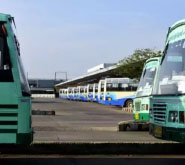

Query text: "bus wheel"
[125, 100, 133, 108]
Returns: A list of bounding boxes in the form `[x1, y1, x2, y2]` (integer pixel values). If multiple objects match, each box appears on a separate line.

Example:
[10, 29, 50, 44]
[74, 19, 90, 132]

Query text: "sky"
[1, 0, 185, 79]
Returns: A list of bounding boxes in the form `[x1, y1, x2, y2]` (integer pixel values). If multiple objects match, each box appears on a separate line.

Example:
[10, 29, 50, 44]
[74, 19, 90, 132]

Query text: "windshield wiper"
[160, 42, 169, 64]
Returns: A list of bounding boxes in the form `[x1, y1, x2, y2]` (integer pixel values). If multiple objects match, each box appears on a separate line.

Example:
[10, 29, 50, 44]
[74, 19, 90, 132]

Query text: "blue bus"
[93, 83, 98, 102]
[98, 80, 105, 104]
[67, 87, 74, 100]
[87, 84, 94, 101]
[73, 87, 79, 101]
[76, 86, 87, 101]
[99, 78, 138, 107]
[59, 89, 64, 99]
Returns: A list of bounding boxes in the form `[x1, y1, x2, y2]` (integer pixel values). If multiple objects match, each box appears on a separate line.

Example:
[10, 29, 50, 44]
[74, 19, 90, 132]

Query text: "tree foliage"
[112, 49, 162, 80]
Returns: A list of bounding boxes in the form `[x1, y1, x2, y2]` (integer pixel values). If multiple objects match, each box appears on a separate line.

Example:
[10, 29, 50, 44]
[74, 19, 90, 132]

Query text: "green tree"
[113, 49, 162, 79]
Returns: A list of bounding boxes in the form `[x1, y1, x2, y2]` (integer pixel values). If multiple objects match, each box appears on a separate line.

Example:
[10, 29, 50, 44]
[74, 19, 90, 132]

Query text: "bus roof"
[145, 57, 160, 64]
[105, 77, 130, 80]
[166, 19, 185, 39]
[170, 19, 185, 31]
[0, 13, 11, 22]
[87, 84, 94, 86]
[78, 86, 87, 88]
[165, 19, 185, 44]
[67, 87, 74, 89]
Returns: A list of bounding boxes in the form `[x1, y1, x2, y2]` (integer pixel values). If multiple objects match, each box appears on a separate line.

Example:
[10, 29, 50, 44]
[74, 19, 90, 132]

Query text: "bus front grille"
[153, 103, 166, 124]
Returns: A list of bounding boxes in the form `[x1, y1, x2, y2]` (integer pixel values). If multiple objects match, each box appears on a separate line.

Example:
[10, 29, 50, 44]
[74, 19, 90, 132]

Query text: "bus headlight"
[170, 112, 174, 122]
[169, 111, 178, 122]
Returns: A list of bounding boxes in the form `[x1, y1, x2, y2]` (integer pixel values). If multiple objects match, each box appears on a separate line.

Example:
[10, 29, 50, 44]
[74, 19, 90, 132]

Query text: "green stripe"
[0, 109, 18, 113]
[0, 125, 17, 129]
[0, 117, 17, 121]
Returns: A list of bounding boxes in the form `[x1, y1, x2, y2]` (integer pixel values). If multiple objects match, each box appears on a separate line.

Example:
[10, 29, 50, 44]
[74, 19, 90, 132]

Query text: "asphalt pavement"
[32, 98, 169, 143]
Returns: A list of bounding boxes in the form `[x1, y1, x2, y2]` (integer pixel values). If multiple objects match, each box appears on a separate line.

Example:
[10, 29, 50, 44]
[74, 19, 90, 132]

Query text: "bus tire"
[125, 99, 133, 108]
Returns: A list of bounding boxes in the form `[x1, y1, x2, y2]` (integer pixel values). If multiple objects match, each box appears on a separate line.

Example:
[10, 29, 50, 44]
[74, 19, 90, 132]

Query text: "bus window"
[101, 83, 104, 92]
[80, 88, 84, 93]
[0, 28, 13, 82]
[129, 83, 138, 91]
[95, 86, 98, 92]
[89, 86, 93, 92]
[119, 83, 129, 91]
[119, 83, 138, 91]
[107, 83, 119, 91]
[84, 87, 87, 93]
[17, 56, 31, 96]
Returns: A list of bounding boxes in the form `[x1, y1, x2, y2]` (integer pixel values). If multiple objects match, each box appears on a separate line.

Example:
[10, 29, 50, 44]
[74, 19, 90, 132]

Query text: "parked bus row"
[59, 78, 138, 108]
[134, 19, 185, 143]
[59, 57, 161, 126]
[0, 12, 185, 144]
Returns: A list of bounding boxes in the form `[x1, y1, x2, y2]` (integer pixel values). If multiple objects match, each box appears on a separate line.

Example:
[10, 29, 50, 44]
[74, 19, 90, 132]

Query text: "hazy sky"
[1, 0, 185, 79]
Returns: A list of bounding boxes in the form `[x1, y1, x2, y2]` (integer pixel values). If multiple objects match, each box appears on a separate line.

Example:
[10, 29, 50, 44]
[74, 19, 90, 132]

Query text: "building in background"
[55, 63, 117, 96]
[28, 79, 64, 97]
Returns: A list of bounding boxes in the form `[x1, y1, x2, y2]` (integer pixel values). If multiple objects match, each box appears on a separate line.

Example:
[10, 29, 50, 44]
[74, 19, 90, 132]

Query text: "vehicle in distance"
[99, 78, 138, 108]
[134, 57, 160, 122]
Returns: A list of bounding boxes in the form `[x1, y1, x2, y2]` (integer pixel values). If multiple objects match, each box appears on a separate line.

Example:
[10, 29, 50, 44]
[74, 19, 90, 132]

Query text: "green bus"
[150, 19, 185, 142]
[134, 57, 160, 122]
[0, 13, 32, 144]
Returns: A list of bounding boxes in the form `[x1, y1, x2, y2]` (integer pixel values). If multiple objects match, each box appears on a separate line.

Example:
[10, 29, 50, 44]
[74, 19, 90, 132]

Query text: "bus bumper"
[133, 113, 149, 122]
[149, 124, 185, 142]
[17, 132, 33, 144]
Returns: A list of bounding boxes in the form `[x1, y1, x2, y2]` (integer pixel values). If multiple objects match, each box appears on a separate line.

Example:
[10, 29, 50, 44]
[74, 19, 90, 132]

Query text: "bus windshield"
[101, 83, 104, 92]
[89, 86, 93, 92]
[136, 63, 157, 97]
[68, 89, 72, 94]
[153, 39, 185, 95]
[95, 84, 98, 92]
[74, 89, 78, 93]
[80, 88, 84, 93]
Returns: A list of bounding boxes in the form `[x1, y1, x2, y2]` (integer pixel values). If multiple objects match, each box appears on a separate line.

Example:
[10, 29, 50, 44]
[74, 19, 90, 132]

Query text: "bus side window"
[0, 31, 13, 82]
[129, 84, 138, 91]
[15, 34, 30, 96]
[107, 83, 112, 90]
[0, 37, 4, 70]
[17, 55, 30, 96]
[119, 83, 129, 91]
